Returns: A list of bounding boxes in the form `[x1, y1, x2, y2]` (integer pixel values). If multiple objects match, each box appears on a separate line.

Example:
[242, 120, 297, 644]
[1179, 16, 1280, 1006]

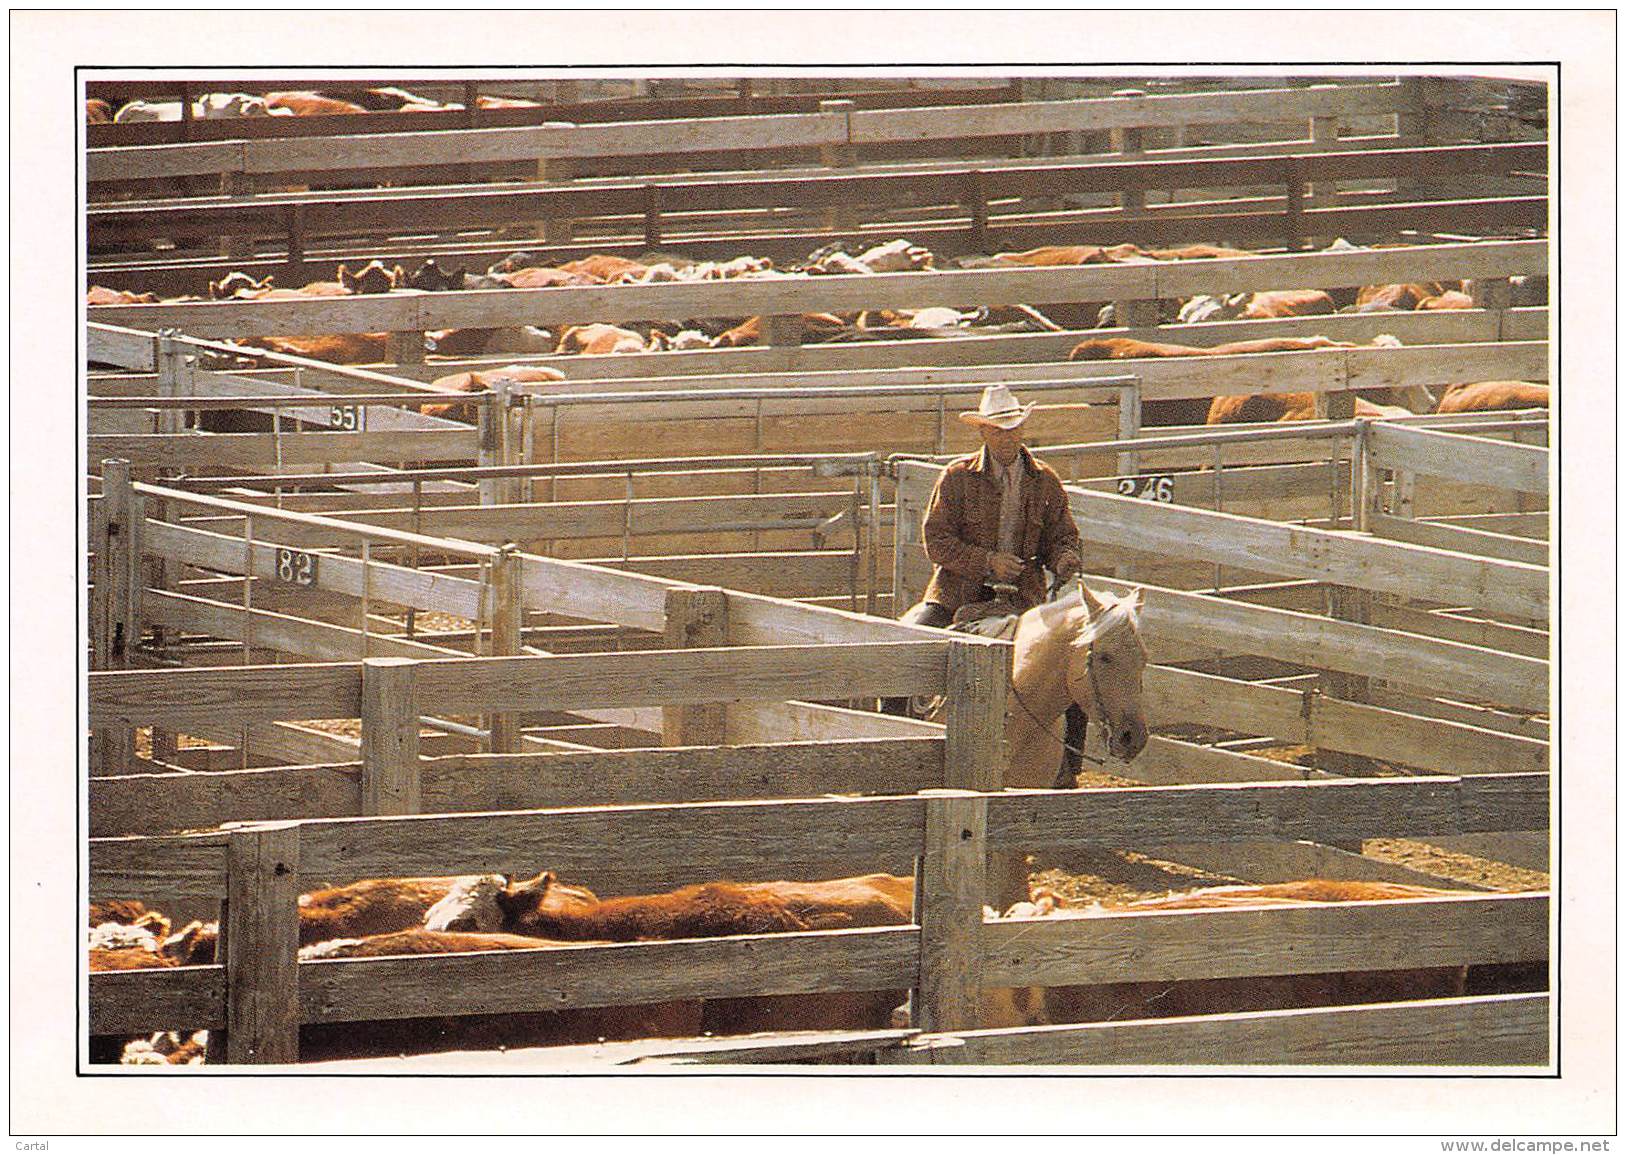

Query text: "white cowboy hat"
[958, 383, 1035, 430]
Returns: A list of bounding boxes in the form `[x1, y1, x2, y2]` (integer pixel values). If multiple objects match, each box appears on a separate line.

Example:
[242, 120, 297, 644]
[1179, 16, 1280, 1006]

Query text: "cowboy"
[885, 384, 1089, 771]
[898, 383, 1084, 631]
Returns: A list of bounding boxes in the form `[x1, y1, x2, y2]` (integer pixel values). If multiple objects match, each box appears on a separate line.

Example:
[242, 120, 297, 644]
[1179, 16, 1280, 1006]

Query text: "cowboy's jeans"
[881, 601, 954, 715]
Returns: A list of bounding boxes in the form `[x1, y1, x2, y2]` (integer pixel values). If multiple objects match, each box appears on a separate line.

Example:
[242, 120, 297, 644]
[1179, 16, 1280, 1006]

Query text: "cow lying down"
[95, 874, 1536, 1063]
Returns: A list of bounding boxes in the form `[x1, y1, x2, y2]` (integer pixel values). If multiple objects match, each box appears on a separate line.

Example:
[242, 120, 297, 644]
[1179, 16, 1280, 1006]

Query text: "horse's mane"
[1033, 585, 1144, 651]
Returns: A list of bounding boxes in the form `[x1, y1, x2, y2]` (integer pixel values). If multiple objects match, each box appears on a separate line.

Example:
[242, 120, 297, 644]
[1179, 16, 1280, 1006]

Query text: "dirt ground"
[1029, 751, 1547, 904]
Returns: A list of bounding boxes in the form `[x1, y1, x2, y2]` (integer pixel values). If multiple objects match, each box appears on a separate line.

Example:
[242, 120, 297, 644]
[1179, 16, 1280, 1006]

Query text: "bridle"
[1002, 576, 1118, 780]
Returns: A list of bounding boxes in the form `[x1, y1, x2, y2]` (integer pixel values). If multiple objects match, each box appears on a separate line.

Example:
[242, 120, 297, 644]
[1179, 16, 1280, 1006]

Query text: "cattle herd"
[90, 869, 1541, 1065]
[88, 235, 1550, 429]
[88, 86, 544, 124]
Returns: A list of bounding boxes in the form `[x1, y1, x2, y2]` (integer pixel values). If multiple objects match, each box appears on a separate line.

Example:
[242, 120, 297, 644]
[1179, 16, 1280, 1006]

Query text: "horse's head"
[1066, 583, 1149, 761]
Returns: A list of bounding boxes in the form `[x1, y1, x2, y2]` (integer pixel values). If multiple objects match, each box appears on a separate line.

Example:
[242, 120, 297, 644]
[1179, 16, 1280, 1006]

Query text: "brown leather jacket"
[920, 445, 1083, 613]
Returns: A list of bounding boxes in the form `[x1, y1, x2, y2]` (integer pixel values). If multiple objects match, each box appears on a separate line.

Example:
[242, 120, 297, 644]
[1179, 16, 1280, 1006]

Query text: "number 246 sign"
[1118, 475, 1174, 503]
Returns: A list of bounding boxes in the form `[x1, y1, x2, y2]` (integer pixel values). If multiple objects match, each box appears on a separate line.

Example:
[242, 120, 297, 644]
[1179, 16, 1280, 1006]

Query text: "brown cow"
[710, 313, 849, 348]
[208, 271, 353, 300]
[1002, 880, 1478, 1028]
[86, 98, 114, 124]
[297, 876, 471, 945]
[991, 244, 1149, 266]
[297, 929, 703, 1062]
[1069, 334, 1357, 426]
[1206, 393, 1410, 424]
[423, 325, 555, 358]
[1203, 335, 1433, 423]
[413, 871, 916, 1039]
[1353, 280, 1463, 311]
[1434, 381, 1549, 414]
[247, 334, 389, 365]
[130, 875, 517, 964]
[120, 1030, 208, 1066]
[1417, 290, 1474, 310]
[263, 91, 369, 117]
[1238, 289, 1338, 318]
[1145, 244, 1254, 261]
[338, 260, 405, 296]
[421, 365, 567, 421]
[555, 323, 647, 355]
[87, 285, 158, 305]
[500, 266, 598, 289]
[492, 873, 815, 939]
[89, 899, 152, 927]
[475, 94, 543, 109]
[557, 255, 649, 282]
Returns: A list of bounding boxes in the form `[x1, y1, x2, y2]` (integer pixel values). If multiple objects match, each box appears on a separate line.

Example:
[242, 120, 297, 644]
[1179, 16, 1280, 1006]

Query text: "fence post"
[962, 168, 990, 254]
[942, 637, 1015, 910]
[818, 99, 858, 232]
[154, 330, 189, 436]
[223, 822, 302, 1064]
[663, 585, 730, 746]
[1394, 76, 1431, 201]
[1325, 586, 1373, 694]
[1111, 90, 1147, 216]
[1306, 87, 1341, 207]
[764, 313, 805, 349]
[497, 381, 523, 505]
[891, 466, 925, 617]
[911, 789, 988, 1033]
[866, 461, 884, 616]
[478, 390, 504, 506]
[1354, 420, 1381, 533]
[642, 183, 664, 249]
[1470, 276, 1514, 312]
[1283, 155, 1308, 250]
[1316, 351, 1357, 421]
[361, 657, 422, 815]
[536, 141, 575, 243]
[218, 169, 251, 259]
[485, 546, 523, 753]
[1115, 380, 1143, 477]
[386, 330, 424, 366]
[93, 459, 140, 774]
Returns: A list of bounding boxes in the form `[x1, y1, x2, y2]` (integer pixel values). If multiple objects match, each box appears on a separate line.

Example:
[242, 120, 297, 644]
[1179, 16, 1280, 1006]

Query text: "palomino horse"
[975, 580, 1151, 788]
[956, 580, 1151, 909]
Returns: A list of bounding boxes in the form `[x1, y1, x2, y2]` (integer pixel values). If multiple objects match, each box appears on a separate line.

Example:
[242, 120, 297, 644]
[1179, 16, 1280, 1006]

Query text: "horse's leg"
[1052, 706, 1088, 789]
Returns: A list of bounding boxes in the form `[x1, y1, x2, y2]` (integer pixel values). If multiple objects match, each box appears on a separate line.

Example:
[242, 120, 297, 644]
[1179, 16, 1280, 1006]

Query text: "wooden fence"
[89, 647, 1547, 1066]
[86, 81, 1423, 187]
[892, 420, 1550, 788]
[86, 140, 1545, 282]
[86, 240, 1549, 346]
[84, 79, 1026, 149]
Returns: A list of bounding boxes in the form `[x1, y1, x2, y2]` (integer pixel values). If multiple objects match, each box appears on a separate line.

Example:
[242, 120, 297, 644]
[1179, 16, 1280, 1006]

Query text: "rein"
[1006, 622, 1111, 780]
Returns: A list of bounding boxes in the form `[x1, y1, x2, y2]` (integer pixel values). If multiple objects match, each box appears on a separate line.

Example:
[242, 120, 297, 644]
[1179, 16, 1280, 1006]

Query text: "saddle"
[949, 583, 1024, 641]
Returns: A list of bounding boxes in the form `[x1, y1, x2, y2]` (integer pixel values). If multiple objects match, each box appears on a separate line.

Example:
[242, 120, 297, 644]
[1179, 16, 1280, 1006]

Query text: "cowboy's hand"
[988, 552, 1026, 582]
[1053, 553, 1081, 582]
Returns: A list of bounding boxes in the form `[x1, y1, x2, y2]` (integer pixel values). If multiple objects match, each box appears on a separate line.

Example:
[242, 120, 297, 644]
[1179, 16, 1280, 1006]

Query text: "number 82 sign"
[274, 547, 317, 586]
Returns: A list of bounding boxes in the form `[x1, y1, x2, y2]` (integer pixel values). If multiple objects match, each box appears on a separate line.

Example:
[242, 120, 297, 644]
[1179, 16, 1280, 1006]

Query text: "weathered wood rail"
[85, 79, 1026, 148]
[88, 758, 1549, 1064]
[86, 82, 1422, 186]
[87, 140, 1545, 264]
[86, 240, 1549, 341]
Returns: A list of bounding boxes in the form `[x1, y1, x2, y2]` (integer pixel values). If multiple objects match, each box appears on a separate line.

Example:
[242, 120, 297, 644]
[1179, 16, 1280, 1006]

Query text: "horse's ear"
[1078, 582, 1105, 618]
[1129, 586, 1145, 612]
